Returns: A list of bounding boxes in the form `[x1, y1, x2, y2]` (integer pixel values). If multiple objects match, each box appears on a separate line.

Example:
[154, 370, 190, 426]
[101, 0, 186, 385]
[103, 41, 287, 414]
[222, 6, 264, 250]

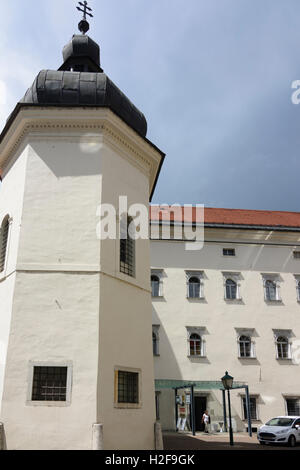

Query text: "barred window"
[243, 397, 257, 420]
[239, 336, 252, 358]
[0, 216, 9, 273]
[223, 248, 235, 257]
[286, 398, 300, 416]
[276, 336, 290, 359]
[32, 366, 67, 402]
[151, 275, 160, 297]
[188, 277, 201, 299]
[120, 215, 135, 277]
[117, 371, 139, 404]
[189, 333, 202, 356]
[225, 279, 237, 299]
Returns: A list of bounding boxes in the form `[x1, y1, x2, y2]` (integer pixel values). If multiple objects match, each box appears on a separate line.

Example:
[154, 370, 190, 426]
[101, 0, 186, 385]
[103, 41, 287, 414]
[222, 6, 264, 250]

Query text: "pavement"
[163, 432, 300, 450]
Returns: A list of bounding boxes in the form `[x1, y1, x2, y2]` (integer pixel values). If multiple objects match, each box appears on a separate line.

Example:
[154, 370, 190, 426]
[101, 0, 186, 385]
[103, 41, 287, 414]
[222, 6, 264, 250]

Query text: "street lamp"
[221, 371, 234, 446]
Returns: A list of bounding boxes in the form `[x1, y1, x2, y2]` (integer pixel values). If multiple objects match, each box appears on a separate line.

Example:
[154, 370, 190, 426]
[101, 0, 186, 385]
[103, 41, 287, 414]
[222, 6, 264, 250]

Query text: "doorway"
[194, 396, 207, 431]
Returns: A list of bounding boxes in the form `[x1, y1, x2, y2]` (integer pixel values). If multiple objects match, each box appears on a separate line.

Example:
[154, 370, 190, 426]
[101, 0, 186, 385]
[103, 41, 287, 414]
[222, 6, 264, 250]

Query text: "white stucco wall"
[0, 145, 28, 413]
[151, 230, 300, 430]
[0, 108, 160, 449]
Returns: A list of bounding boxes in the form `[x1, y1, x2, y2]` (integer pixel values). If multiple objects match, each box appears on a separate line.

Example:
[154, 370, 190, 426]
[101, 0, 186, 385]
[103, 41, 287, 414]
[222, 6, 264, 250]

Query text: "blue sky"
[1, 0, 300, 211]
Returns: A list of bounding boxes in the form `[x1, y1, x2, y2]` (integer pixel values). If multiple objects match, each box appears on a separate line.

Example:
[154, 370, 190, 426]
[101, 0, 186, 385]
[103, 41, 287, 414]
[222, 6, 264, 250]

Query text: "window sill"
[276, 357, 292, 361]
[26, 400, 71, 407]
[238, 356, 257, 360]
[187, 296, 205, 300]
[114, 402, 142, 409]
[188, 355, 207, 359]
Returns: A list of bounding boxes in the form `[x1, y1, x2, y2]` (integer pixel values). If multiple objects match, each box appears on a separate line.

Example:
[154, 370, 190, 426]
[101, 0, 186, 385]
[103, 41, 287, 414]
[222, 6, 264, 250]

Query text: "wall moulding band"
[0, 108, 163, 193]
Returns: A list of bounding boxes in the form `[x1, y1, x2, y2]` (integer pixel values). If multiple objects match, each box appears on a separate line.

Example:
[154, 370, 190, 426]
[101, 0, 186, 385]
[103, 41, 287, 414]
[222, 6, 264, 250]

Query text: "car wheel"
[288, 435, 296, 448]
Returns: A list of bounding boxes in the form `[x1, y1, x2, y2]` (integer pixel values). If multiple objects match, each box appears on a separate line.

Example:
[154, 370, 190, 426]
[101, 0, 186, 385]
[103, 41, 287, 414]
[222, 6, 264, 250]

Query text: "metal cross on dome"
[77, 1, 93, 20]
[76, 1, 93, 34]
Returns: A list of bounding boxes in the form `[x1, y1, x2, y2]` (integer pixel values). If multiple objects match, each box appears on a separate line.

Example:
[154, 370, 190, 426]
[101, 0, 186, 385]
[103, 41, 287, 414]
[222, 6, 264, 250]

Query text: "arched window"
[265, 280, 277, 301]
[153, 332, 159, 356]
[189, 333, 202, 357]
[188, 277, 201, 299]
[239, 336, 252, 358]
[0, 216, 10, 273]
[151, 275, 160, 297]
[225, 279, 237, 300]
[276, 336, 289, 359]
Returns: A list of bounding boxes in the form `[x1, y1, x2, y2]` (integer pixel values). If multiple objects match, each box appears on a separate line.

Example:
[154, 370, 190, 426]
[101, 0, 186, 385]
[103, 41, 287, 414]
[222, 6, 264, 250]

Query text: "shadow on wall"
[28, 141, 103, 179]
[151, 240, 300, 275]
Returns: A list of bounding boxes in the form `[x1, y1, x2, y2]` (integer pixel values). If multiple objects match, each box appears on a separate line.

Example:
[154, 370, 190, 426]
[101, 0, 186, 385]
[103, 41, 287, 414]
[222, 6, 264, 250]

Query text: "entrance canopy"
[155, 379, 246, 390]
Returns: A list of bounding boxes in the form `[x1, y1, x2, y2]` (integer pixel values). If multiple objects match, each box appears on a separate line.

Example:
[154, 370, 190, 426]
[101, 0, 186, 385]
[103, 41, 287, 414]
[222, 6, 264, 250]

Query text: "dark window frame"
[31, 366, 68, 402]
[117, 370, 139, 405]
[120, 215, 135, 278]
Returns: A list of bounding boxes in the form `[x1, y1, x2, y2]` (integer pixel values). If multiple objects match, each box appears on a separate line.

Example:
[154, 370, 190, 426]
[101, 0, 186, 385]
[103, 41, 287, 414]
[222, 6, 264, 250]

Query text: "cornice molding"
[0, 107, 162, 197]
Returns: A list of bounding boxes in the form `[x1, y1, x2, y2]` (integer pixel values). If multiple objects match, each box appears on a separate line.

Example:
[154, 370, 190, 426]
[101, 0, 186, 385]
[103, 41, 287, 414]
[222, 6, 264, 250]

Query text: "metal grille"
[117, 371, 139, 404]
[243, 397, 257, 420]
[120, 216, 135, 277]
[223, 248, 235, 256]
[188, 278, 200, 298]
[0, 217, 9, 272]
[286, 399, 300, 416]
[259, 432, 276, 440]
[32, 366, 68, 401]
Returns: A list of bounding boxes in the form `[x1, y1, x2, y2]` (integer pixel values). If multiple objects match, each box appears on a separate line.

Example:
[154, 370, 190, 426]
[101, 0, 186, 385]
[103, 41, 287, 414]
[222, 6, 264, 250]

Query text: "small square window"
[32, 366, 68, 402]
[293, 251, 300, 259]
[223, 248, 235, 257]
[117, 371, 139, 404]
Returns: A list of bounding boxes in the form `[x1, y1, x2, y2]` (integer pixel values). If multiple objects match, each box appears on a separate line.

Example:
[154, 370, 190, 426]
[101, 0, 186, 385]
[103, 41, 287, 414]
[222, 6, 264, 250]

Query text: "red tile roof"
[150, 206, 300, 228]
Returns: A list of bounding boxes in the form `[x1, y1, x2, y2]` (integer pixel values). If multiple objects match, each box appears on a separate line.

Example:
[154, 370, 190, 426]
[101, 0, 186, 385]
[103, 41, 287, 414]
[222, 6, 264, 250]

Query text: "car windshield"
[266, 418, 294, 427]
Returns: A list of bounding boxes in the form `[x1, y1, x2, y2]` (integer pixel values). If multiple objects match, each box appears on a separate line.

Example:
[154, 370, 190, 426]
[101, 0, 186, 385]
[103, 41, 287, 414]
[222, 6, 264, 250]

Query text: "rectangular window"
[32, 366, 68, 402]
[293, 251, 300, 259]
[243, 397, 257, 420]
[117, 371, 139, 404]
[155, 392, 160, 420]
[223, 248, 235, 257]
[120, 216, 135, 277]
[286, 398, 300, 416]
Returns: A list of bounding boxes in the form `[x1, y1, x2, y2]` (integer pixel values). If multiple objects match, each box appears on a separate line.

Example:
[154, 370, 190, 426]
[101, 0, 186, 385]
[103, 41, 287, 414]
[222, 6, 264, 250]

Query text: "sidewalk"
[163, 432, 299, 450]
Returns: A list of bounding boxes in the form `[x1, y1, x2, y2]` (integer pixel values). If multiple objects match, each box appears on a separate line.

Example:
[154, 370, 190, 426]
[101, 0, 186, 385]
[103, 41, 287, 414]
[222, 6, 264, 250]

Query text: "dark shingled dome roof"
[19, 35, 148, 138]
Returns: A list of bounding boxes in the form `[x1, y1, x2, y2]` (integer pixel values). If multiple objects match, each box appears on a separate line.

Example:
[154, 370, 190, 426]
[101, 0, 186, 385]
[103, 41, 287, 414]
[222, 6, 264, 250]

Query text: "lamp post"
[221, 371, 234, 446]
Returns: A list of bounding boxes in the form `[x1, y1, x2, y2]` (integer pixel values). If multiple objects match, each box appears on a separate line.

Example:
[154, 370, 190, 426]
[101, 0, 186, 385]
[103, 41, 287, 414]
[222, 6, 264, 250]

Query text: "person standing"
[202, 410, 210, 433]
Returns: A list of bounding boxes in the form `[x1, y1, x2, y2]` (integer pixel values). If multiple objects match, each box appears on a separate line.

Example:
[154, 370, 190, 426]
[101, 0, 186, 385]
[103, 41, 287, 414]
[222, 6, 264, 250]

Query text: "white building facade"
[151, 207, 300, 433]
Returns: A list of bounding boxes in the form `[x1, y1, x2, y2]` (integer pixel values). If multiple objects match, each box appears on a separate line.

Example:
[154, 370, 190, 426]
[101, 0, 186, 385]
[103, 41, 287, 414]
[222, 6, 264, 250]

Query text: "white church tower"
[0, 4, 164, 450]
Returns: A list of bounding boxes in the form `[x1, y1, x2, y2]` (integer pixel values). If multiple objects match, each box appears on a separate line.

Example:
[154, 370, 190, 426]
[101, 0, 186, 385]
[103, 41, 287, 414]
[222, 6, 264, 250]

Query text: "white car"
[257, 416, 300, 447]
